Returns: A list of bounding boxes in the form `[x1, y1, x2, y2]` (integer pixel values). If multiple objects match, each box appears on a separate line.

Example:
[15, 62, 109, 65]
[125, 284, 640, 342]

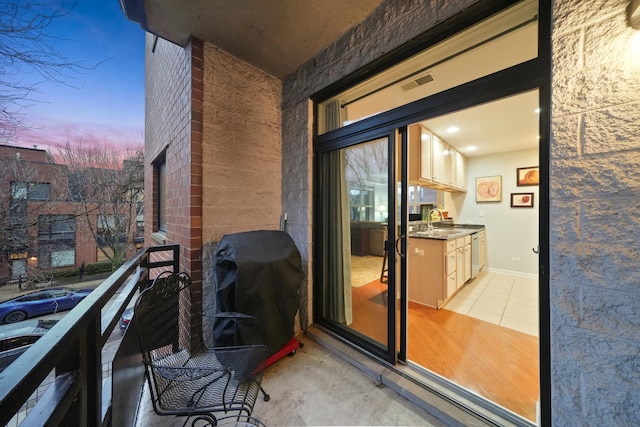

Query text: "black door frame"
[312, 0, 551, 424]
[313, 130, 399, 364]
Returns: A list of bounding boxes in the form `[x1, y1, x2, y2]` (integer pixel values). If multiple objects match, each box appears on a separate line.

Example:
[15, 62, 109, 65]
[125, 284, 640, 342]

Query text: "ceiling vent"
[400, 73, 435, 91]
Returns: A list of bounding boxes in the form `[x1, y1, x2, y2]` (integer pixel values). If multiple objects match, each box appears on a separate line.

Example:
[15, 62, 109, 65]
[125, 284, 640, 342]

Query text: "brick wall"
[200, 44, 282, 243]
[145, 36, 283, 339]
[550, 1, 640, 423]
[0, 145, 54, 163]
[144, 35, 202, 284]
[199, 44, 282, 326]
[145, 34, 204, 347]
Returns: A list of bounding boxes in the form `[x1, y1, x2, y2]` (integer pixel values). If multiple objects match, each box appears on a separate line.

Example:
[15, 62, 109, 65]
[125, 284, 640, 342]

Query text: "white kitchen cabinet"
[408, 124, 432, 183]
[408, 236, 466, 308]
[454, 149, 467, 190]
[455, 238, 464, 289]
[431, 134, 450, 186]
[408, 124, 467, 193]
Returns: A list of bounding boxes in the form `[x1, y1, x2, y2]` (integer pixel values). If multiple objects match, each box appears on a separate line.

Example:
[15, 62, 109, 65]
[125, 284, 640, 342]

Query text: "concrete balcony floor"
[134, 331, 446, 426]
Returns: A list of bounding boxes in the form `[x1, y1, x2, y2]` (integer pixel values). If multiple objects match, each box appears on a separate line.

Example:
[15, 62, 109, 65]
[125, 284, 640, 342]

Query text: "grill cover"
[213, 230, 304, 357]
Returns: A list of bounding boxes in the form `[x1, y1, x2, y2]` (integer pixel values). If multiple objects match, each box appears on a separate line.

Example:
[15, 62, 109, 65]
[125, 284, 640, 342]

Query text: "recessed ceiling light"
[446, 126, 460, 133]
[534, 108, 541, 114]
[466, 146, 477, 152]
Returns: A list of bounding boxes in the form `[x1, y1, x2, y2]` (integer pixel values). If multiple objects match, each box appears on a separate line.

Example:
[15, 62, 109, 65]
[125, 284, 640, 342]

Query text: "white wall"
[447, 148, 538, 276]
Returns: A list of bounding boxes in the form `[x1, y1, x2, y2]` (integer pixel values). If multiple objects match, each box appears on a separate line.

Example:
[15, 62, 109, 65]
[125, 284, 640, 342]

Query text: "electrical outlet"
[512, 257, 521, 262]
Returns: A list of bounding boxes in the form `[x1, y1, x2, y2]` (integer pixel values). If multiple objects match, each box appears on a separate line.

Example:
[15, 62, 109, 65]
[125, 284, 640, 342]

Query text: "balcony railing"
[0, 244, 181, 426]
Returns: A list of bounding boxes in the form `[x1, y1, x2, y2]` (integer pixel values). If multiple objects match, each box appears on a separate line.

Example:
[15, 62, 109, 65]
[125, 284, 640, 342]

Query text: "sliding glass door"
[315, 133, 400, 363]
[313, 0, 550, 422]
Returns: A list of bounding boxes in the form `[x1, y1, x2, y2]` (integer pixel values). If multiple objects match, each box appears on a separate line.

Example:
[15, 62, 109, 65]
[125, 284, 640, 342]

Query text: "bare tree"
[56, 142, 144, 270]
[345, 138, 387, 188]
[0, 1, 89, 141]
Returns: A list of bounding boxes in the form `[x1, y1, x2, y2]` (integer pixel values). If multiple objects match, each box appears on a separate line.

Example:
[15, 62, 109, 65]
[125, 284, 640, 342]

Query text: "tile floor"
[443, 270, 539, 336]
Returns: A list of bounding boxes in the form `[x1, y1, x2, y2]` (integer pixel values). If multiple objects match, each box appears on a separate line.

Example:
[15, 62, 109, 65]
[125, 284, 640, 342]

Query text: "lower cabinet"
[408, 235, 472, 309]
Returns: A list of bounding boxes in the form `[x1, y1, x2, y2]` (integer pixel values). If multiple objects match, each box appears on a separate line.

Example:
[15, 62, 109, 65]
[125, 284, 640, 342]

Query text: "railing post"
[85, 316, 102, 426]
[173, 245, 180, 273]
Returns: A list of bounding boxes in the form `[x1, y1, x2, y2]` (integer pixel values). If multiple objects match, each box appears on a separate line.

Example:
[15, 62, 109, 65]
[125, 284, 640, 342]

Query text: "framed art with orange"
[476, 175, 502, 202]
[517, 166, 539, 186]
[511, 192, 534, 208]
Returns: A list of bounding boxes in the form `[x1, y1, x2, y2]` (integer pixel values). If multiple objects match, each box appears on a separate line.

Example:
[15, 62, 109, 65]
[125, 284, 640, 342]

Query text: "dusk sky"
[14, 0, 145, 152]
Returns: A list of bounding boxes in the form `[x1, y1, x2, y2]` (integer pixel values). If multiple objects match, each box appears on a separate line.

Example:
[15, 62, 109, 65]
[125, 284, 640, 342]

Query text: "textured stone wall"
[551, 0, 640, 424]
[282, 0, 477, 328]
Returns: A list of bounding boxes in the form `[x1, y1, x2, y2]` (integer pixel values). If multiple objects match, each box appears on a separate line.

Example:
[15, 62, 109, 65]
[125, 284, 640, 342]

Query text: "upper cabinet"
[408, 124, 467, 192]
[453, 148, 467, 191]
[431, 134, 450, 186]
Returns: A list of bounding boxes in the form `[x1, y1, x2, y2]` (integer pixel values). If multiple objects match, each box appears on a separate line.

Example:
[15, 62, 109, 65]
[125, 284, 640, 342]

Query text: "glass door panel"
[404, 90, 541, 422]
[316, 135, 395, 359]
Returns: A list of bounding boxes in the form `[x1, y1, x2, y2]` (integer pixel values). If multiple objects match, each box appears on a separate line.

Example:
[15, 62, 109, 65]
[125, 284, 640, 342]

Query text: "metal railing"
[0, 244, 180, 426]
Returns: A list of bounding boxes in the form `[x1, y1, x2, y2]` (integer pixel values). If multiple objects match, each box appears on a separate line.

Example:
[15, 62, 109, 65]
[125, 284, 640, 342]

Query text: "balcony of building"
[0, 243, 491, 427]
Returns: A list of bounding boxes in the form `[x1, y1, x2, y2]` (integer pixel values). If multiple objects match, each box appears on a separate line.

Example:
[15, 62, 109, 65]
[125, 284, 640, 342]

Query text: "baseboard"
[483, 267, 538, 280]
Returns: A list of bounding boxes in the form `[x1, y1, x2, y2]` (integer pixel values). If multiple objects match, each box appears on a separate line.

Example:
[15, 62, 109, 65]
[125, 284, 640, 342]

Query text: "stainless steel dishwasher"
[471, 232, 480, 279]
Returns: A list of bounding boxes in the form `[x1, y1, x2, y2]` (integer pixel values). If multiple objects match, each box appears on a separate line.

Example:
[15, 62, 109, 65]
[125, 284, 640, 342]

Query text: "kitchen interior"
[339, 0, 540, 423]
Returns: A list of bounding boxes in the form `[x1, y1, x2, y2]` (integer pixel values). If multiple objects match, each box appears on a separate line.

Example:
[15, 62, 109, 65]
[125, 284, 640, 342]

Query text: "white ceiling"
[421, 90, 540, 158]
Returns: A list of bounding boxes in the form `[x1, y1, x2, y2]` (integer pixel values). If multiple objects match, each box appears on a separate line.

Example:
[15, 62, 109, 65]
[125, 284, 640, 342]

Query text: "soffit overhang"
[120, 0, 384, 79]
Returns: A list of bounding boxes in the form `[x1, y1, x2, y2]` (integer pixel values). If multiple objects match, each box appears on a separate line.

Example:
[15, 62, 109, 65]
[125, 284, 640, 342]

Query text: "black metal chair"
[134, 271, 267, 426]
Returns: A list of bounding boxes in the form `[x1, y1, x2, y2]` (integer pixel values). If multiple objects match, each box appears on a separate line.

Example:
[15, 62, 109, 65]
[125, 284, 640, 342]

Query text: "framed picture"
[517, 166, 539, 186]
[511, 192, 534, 208]
[476, 175, 502, 202]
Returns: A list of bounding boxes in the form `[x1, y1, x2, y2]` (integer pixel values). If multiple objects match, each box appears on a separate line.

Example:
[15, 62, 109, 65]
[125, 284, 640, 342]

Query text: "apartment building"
[0, 144, 143, 285]
[120, 0, 640, 425]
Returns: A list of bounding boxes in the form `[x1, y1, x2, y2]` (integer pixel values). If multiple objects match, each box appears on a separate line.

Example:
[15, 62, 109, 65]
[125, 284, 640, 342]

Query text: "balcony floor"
[134, 333, 446, 426]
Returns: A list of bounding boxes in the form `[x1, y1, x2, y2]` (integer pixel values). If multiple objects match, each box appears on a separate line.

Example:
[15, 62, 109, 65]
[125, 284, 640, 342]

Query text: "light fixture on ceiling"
[628, 0, 640, 29]
[446, 126, 460, 133]
[466, 146, 477, 152]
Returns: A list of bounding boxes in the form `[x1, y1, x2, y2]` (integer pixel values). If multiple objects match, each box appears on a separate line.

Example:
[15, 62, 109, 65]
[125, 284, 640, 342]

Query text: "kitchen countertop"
[408, 223, 485, 241]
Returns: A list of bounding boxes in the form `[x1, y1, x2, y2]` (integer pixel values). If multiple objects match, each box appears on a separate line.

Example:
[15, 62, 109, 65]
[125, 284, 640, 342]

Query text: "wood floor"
[349, 279, 539, 422]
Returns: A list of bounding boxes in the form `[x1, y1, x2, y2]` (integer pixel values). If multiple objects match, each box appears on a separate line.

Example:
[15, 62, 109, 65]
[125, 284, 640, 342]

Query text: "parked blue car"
[0, 288, 94, 324]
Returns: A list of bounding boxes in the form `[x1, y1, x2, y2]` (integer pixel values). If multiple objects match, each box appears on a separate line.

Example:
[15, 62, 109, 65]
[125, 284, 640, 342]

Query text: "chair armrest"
[149, 362, 231, 383]
[201, 311, 256, 321]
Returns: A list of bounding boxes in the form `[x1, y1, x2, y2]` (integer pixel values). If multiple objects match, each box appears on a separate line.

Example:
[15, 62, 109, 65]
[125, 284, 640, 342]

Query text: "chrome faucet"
[427, 208, 444, 232]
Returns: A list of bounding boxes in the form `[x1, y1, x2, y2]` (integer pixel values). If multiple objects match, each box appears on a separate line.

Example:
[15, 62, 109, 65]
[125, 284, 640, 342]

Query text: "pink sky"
[7, 1, 145, 154]
[16, 116, 143, 153]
